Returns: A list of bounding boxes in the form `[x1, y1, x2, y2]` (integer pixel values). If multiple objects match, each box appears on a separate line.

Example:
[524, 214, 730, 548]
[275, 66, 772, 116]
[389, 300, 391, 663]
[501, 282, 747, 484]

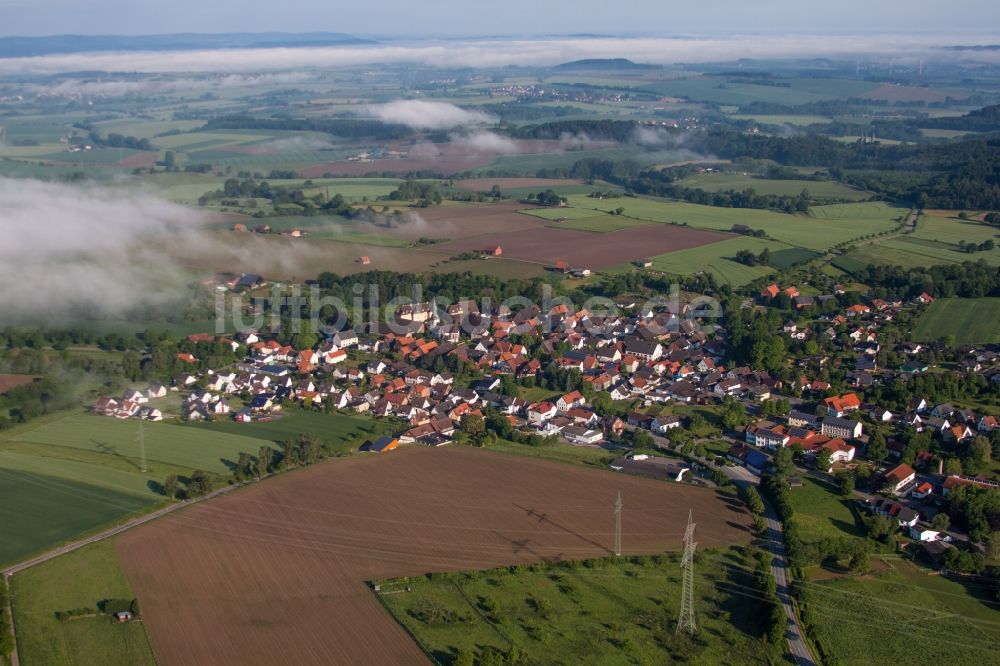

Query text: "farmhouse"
[482, 245, 503, 256]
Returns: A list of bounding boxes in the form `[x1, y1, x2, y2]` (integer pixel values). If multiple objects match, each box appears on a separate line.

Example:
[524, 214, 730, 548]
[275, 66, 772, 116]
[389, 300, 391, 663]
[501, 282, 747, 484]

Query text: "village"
[90, 279, 1000, 569]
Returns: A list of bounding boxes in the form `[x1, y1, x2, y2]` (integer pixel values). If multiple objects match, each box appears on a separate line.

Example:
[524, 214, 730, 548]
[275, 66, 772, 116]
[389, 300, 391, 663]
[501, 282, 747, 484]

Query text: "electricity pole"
[614, 491, 622, 557]
[677, 510, 697, 635]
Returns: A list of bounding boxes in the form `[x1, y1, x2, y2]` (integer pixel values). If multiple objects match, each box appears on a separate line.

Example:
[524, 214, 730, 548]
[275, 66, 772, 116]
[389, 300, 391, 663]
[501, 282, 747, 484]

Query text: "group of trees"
[522, 189, 565, 206]
[858, 260, 1000, 299]
[388, 179, 441, 207]
[957, 239, 995, 253]
[735, 247, 771, 267]
[0, 375, 76, 429]
[162, 470, 214, 500]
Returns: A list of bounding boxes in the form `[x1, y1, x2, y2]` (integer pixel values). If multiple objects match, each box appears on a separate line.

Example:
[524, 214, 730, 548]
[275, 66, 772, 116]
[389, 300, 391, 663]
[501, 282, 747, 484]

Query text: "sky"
[0, 0, 997, 37]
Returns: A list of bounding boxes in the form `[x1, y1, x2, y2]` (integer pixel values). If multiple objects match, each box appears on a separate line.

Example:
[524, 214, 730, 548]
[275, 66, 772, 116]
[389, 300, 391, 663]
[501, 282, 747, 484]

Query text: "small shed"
[366, 436, 399, 453]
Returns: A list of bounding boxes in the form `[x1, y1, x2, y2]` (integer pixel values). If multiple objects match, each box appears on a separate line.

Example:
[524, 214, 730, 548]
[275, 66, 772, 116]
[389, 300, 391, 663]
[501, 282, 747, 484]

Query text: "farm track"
[115, 446, 752, 666]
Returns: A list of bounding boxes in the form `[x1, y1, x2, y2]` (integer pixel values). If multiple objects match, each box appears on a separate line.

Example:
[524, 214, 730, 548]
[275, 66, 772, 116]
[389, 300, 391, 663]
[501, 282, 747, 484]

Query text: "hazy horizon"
[0, 0, 997, 38]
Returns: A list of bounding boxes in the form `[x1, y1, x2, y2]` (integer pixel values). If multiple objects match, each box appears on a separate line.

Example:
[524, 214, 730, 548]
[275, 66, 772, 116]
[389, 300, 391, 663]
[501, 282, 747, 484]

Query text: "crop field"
[768, 247, 821, 269]
[10, 540, 157, 666]
[641, 77, 876, 106]
[10, 414, 268, 476]
[835, 235, 1000, 273]
[297, 139, 586, 177]
[429, 256, 548, 279]
[173, 230, 450, 279]
[519, 206, 613, 221]
[551, 214, 652, 233]
[727, 114, 833, 126]
[563, 196, 901, 251]
[115, 446, 752, 666]
[374, 200, 549, 240]
[435, 222, 729, 268]
[787, 477, 863, 543]
[39, 147, 148, 165]
[808, 201, 901, 220]
[800, 558, 1000, 664]
[860, 84, 966, 103]
[675, 173, 870, 201]
[912, 298, 1000, 344]
[379, 548, 774, 665]
[912, 213, 1000, 246]
[467, 146, 683, 176]
[188, 411, 379, 454]
[452, 177, 584, 191]
[643, 237, 784, 286]
[0, 468, 155, 566]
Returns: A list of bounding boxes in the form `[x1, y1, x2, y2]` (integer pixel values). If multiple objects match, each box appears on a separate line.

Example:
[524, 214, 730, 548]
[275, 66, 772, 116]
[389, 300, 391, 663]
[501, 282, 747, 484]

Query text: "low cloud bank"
[0, 35, 994, 75]
[368, 100, 494, 129]
[0, 178, 206, 321]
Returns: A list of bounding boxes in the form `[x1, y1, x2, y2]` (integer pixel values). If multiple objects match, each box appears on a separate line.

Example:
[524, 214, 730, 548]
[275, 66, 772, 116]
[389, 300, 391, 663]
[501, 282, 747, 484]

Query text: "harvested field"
[116, 446, 751, 666]
[452, 177, 584, 191]
[0, 374, 36, 394]
[369, 200, 548, 241]
[435, 223, 729, 268]
[117, 152, 159, 168]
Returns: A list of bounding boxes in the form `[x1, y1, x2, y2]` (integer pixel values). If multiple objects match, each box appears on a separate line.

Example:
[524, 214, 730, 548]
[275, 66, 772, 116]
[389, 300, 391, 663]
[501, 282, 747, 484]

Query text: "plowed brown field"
[434, 223, 730, 268]
[117, 446, 751, 666]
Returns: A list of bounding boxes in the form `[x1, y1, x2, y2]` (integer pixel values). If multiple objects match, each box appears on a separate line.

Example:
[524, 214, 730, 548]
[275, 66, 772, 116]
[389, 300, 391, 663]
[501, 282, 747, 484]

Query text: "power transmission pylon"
[136, 422, 147, 473]
[614, 491, 623, 556]
[676, 510, 697, 635]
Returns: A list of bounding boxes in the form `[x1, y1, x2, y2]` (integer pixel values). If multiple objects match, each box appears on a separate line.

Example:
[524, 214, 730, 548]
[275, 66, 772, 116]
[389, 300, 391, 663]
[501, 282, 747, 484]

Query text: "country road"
[718, 464, 817, 665]
[761, 499, 816, 666]
[2, 482, 242, 666]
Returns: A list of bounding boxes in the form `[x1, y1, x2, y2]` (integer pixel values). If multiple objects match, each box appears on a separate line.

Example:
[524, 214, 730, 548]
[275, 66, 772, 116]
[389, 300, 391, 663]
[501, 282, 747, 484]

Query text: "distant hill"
[552, 58, 660, 71]
[0, 32, 373, 58]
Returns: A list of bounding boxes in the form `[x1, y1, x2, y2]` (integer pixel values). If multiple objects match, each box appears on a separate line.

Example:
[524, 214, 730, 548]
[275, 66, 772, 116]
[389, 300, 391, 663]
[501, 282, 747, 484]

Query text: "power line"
[677, 509, 697, 635]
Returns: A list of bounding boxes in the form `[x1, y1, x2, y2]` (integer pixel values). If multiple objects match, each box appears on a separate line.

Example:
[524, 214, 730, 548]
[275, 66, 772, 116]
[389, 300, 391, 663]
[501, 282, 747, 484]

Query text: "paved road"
[761, 497, 816, 666]
[2, 482, 242, 666]
[717, 464, 816, 666]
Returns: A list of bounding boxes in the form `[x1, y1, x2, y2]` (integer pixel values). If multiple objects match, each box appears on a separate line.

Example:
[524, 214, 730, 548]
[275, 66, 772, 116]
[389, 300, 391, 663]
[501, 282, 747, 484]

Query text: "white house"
[652, 415, 683, 434]
[528, 402, 557, 425]
[909, 527, 940, 542]
[556, 391, 585, 413]
[563, 425, 604, 445]
[122, 388, 148, 405]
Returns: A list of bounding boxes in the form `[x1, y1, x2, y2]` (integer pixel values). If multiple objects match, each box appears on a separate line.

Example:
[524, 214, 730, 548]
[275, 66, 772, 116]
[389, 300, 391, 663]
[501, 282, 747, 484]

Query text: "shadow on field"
[93, 439, 143, 471]
[514, 503, 612, 553]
